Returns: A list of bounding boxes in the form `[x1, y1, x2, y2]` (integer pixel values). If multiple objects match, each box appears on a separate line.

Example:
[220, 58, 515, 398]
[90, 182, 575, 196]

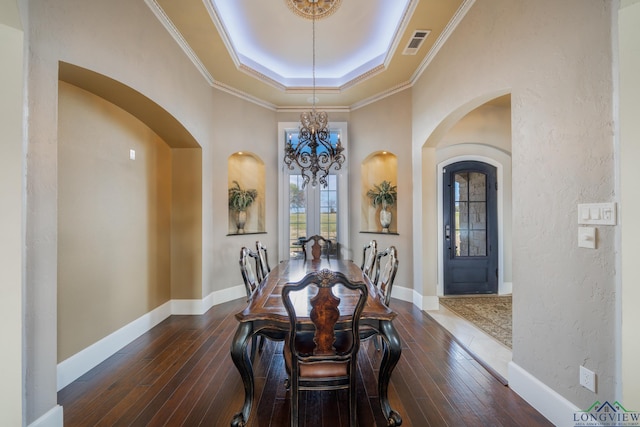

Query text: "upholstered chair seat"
[283, 331, 353, 378]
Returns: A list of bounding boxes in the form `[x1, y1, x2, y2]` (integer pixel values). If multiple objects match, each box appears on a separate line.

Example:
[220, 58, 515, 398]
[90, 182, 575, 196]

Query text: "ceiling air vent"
[402, 30, 430, 55]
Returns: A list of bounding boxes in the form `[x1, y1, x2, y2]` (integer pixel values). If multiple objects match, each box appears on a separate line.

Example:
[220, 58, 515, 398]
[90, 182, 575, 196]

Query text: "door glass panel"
[455, 173, 468, 201]
[456, 201, 468, 230]
[454, 171, 487, 258]
[469, 202, 486, 230]
[289, 175, 306, 259]
[469, 172, 486, 201]
[319, 175, 338, 243]
[456, 230, 467, 257]
[469, 231, 487, 256]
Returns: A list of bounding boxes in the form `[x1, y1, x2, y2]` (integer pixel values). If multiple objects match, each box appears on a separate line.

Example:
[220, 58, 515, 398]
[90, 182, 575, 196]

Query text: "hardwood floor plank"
[58, 297, 553, 427]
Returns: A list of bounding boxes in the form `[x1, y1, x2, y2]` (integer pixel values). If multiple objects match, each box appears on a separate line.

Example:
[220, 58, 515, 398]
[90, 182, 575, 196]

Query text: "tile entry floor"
[425, 302, 512, 382]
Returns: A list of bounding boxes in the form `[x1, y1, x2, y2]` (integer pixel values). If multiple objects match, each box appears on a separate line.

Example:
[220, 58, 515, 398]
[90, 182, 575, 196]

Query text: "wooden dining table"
[230, 258, 403, 426]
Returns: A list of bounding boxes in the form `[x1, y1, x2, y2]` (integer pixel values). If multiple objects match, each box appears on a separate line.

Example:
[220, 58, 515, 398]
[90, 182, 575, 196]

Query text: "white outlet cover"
[580, 365, 596, 392]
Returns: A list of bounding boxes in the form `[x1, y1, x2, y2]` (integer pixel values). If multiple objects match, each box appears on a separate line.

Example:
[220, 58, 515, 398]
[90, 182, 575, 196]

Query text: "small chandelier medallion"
[283, 0, 345, 188]
[285, 0, 342, 20]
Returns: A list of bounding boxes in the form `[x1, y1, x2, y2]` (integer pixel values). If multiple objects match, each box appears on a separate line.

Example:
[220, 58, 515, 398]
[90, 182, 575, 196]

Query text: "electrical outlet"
[580, 365, 596, 392]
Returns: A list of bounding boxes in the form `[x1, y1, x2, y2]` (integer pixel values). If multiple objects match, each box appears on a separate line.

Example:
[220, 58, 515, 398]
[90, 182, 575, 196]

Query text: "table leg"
[230, 321, 254, 427]
[379, 320, 403, 426]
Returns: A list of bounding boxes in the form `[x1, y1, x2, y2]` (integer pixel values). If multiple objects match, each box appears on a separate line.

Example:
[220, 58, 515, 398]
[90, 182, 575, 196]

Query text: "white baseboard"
[391, 285, 413, 304]
[508, 361, 579, 427]
[500, 281, 513, 295]
[170, 285, 245, 315]
[391, 286, 438, 311]
[28, 405, 63, 427]
[206, 284, 246, 308]
[57, 285, 246, 391]
[57, 301, 172, 390]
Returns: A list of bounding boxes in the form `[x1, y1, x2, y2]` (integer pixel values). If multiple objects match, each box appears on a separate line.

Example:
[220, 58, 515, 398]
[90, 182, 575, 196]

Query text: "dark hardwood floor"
[58, 298, 552, 426]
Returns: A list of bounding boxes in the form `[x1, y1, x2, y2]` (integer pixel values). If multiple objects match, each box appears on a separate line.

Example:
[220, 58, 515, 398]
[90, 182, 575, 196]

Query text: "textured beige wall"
[412, 0, 616, 409]
[0, 18, 24, 426]
[57, 82, 172, 361]
[439, 100, 512, 152]
[209, 90, 276, 293]
[619, 0, 640, 409]
[171, 149, 203, 300]
[24, 0, 219, 420]
[350, 90, 413, 291]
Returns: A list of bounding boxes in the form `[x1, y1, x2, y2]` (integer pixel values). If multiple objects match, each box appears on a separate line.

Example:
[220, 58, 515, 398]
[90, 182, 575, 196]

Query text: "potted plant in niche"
[367, 180, 397, 233]
[228, 180, 257, 234]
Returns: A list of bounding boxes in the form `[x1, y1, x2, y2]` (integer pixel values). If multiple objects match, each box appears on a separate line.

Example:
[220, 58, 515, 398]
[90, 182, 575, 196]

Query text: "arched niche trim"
[361, 151, 398, 234]
[228, 152, 266, 234]
[58, 61, 200, 149]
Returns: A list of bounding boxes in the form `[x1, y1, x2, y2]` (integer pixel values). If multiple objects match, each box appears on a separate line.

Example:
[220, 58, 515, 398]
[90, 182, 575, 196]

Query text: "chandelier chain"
[312, 1, 316, 112]
[283, 0, 345, 188]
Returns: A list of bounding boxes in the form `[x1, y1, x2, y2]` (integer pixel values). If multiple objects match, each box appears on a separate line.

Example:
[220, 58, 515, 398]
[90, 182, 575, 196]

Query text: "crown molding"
[144, 0, 215, 86]
[212, 81, 278, 111]
[411, 0, 476, 84]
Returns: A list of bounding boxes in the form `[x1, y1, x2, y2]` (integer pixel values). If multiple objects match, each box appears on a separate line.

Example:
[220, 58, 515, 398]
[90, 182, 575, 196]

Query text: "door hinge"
[495, 182, 498, 190]
[496, 268, 499, 279]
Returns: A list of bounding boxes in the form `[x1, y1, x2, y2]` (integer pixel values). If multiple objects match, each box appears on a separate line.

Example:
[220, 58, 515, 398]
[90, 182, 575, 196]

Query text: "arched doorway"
[442, 160, 498, 294]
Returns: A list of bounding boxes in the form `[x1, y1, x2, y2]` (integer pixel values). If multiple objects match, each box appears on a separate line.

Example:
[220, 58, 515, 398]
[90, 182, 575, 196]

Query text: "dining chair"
[282, 269, 368, 427]
[373, 246, 399, 306]
[255, 240, 271, 281]
[370, 246, 399, 350]
[361, 239, 378, 278]
[299, 235, 332, 261]
[239, 247, 265, 359]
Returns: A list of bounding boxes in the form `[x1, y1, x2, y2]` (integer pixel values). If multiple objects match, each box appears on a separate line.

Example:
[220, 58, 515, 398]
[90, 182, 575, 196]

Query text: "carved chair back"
[361, 239, 378, 278]
[239, 247, 263, 300]
[373, 246, 399, 306]
[255, 240, 271, 280]
[282, 269, 368, 427]
[299, 235, 332, 261]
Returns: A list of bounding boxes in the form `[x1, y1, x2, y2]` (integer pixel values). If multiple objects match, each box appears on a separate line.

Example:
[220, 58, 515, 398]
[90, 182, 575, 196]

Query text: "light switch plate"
[578, 203, 616, 225]
[578, 226, 596, 249]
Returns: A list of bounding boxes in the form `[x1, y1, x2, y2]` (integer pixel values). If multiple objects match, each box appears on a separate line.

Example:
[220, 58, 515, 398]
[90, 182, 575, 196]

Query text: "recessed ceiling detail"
[149, 0, 473, 109]
[285, 0, 342, 20]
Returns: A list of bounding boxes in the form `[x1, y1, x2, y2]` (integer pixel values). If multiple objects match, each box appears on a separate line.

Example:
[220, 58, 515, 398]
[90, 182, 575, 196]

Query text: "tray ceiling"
[148, 0, 471, 110]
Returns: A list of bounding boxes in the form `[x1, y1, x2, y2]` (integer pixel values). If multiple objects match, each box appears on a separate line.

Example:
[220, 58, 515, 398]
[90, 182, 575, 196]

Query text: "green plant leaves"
[366, 180, 397, 208]
[228, 180, 258, 212]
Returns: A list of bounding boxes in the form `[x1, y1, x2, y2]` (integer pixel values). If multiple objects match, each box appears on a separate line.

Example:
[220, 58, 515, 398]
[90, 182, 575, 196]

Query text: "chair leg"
[250, 335, 257, 362]
[258, 335, 265, 352]
[374, 334, 381, 351]
[349, 375, 357, 427]
[290, 379, 299, 427]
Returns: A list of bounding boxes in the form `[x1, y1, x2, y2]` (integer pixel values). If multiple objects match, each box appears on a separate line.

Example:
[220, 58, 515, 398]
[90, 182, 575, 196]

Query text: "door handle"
[445, 225, 450, 240]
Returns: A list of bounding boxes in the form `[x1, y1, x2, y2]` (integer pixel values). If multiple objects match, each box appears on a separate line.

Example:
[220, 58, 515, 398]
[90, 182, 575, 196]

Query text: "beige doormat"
[439, 296, 512, 348]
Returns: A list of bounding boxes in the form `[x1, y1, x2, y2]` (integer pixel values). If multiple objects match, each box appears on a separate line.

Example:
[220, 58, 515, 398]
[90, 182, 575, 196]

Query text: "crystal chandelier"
[283, 2, 345, 189]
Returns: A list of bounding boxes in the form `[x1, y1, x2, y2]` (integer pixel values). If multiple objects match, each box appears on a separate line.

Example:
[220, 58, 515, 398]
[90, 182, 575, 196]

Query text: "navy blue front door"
[443, 161, 498, 295]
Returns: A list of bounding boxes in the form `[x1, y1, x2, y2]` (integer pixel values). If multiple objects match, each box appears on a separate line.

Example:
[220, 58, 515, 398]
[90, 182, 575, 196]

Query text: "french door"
[288, 174, 338, 259]
[443, 161, 498, 294]
[278, 122, 349, 261]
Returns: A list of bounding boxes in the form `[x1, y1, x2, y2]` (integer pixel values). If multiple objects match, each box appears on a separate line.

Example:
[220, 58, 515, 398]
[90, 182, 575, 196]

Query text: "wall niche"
[361, 151, 398, 234]
[228, 152, 265, 235]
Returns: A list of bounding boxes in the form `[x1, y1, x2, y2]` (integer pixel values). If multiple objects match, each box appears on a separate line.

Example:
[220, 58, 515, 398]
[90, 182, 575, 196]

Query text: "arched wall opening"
[57, 63, 203, 372]
[421, 94, 512, 300]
